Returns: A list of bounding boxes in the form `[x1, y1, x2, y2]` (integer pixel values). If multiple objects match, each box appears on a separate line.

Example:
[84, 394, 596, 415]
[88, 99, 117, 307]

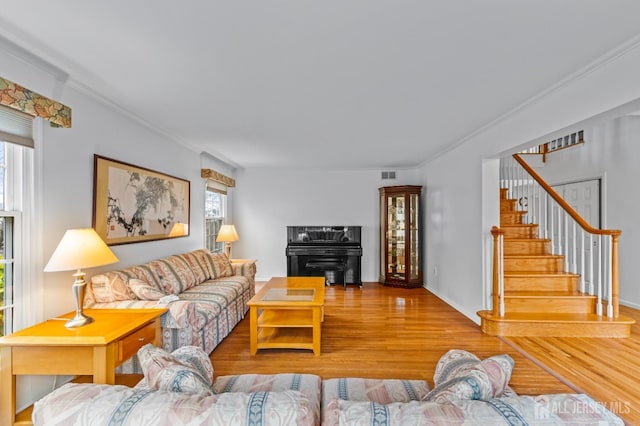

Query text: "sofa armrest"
[230, 258, 257, 293]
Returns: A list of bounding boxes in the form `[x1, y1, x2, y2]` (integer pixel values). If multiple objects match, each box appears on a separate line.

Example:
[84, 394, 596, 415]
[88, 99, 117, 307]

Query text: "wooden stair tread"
[477, 310, 635, 324]
[504, 238, 551, 242]
[504, 291, 593, 298]
[505, 272, 579, 277]
[504, 254, 563, 258]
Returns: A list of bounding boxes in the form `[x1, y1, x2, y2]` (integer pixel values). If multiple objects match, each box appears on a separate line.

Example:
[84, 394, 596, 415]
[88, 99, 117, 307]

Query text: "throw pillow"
[432, 349, 481, 385]
[137, 344, 213, 395]
[207, 251, 234, 278]
[423, 349, 514, 403]
[90, 271, 134, 303]
[128, 278, 167, 300]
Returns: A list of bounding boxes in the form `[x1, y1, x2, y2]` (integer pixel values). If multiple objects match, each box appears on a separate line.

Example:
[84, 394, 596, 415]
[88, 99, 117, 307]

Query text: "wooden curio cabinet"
[379, 185, 423, 288]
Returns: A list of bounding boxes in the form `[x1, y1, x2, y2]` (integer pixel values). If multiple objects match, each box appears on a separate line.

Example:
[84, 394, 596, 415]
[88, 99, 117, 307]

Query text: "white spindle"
[563, 213, 569, 272]
[607, 236, 613, 318]
[527, 177, 533, 223]
[557, 207, 563, 256]
[571, 221, 576, 273]
[580, 229, 585, 293]
[544, 192, 549, 240]
[545, 194, 558, 254]
[589, 233, 594, 294]
[499, 234, 505, 317]
[597, 235, 602, 316]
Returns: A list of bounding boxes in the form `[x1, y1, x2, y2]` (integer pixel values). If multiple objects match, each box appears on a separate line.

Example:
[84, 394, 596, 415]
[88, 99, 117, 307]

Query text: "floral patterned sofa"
[32, 347, 625, 425]
[84, 249, 256, 372]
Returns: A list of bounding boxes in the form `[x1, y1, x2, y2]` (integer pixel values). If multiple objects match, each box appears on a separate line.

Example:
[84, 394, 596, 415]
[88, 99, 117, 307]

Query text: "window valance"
[0, 76, 72, 128]
[201, 168, 236, 188]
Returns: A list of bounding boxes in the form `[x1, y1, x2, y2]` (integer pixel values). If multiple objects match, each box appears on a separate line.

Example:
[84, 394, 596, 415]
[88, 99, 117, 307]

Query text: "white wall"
[529, 116, 640, 308]
[420, 40, 640, 322]
[233, 168, 420, 282]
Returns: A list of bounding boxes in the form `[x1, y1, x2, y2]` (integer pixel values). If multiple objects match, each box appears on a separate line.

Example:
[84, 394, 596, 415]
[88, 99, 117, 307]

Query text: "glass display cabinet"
[379, 185, 423, 288]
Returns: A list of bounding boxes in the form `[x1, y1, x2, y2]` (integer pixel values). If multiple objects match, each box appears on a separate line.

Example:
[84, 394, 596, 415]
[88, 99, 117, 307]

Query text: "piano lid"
[287, 226, 361, 245]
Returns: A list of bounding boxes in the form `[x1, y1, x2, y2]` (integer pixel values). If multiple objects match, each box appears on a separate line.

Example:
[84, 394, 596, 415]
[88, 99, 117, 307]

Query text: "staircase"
[477, 188, 634, 337]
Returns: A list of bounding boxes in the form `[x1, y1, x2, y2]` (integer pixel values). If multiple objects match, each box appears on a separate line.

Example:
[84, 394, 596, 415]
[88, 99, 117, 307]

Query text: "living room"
[2, 2, 640, 424]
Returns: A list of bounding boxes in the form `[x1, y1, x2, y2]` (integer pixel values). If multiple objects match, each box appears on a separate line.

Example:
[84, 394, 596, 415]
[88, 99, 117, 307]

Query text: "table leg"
[249, 306, 258, 355]
[312, 307, 322, 356]
[1, 346, 16, 426]
[92, 346, 116, 384]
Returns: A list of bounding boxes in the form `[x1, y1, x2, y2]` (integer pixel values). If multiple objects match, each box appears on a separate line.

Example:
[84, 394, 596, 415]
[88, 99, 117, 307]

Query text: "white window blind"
[206, 179, 228, 195]
[0, 104, 33, 148]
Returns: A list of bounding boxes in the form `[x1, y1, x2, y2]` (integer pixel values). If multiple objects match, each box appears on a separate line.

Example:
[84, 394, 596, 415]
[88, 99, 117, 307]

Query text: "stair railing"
[498, 153, 621, 318]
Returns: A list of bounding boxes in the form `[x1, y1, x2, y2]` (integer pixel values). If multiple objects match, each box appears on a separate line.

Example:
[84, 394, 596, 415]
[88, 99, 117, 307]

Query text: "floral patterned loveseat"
[84, 249, 256, 372]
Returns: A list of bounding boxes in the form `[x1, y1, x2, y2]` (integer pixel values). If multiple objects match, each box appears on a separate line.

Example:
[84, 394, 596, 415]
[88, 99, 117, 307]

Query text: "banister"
[512, 153, 621, 237]
[508, 153, 621, 319]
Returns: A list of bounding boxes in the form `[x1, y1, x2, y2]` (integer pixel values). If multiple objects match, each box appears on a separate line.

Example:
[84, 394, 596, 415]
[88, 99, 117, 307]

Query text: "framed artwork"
[93, 155, 190, 245]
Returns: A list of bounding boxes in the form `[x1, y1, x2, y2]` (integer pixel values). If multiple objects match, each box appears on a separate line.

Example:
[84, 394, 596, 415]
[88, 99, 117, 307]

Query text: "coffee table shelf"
[256, 327, 314, 350]
[258, 309, 314, 327]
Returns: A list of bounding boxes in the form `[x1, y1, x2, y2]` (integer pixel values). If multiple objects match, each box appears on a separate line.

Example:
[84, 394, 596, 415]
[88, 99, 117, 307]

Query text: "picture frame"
[93, 155, 190, 245]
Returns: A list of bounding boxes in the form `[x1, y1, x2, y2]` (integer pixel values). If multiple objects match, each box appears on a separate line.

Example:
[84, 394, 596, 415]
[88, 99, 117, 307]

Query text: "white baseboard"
[423, 284, 481, 326]
[620, 298, 640, 310]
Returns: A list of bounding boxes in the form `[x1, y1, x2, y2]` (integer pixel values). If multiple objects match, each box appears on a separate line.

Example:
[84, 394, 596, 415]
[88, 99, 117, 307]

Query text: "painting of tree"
[93, 156, 190, 245]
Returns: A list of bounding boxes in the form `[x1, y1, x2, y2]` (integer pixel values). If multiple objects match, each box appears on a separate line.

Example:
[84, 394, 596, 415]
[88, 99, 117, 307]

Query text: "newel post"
[491, 226, 502, 316]
[611, 233, 620, 318]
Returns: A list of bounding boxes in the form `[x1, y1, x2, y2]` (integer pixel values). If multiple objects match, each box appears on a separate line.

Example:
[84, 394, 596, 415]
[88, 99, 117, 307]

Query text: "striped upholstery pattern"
[213, 373, 322, 425]
[84, 250, 256, 374]
[321, 377, 430, 424]
[32, 384, 315, 426]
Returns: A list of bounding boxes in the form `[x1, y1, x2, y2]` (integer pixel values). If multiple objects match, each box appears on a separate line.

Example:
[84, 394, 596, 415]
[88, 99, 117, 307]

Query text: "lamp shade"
[169, 222, 189, 237]
[44, 228, 119, 272]
[216, 224, 239, 242]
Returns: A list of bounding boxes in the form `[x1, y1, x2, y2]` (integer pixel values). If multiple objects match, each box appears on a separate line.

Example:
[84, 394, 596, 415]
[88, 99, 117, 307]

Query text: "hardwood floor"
[213, 282, 573, 393]
[503, 304, 640, 424]
[212, 282, 638, 424]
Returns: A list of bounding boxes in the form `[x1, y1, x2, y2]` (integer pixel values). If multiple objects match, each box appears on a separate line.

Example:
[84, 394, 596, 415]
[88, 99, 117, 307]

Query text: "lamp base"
[66, 269, 93, 328]
[65, 312, 94, 328]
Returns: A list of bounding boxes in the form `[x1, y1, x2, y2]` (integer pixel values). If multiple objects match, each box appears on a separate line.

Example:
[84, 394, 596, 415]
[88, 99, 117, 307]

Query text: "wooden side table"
[0, 308, 167, 426]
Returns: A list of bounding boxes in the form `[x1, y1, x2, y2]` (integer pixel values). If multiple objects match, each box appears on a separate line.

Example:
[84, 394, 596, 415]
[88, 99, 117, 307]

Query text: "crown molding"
[419, 33, 640, 169]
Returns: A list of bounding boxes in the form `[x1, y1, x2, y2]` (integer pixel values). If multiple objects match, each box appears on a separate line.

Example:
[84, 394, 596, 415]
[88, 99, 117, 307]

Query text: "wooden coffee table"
[247, 276, 325, 355]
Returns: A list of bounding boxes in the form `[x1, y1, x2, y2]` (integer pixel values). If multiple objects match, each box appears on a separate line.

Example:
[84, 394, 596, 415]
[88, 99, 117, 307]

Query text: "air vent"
[381, 171, 396, 180]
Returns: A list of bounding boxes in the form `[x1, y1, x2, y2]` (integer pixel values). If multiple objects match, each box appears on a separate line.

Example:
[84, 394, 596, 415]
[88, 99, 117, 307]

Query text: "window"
[0, 143, 19, 337]
[202, 168, 235, 253]
[205, 189, 226, 253]
[0, 214, 15, 336]
[0, 104, 35, 335]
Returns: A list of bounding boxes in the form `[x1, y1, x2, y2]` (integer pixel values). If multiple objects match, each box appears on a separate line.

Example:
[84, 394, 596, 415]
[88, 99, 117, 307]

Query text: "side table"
[0, 308, 167, 426]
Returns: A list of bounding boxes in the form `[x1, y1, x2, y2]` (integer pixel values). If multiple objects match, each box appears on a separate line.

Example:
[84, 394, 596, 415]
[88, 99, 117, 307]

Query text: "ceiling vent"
[381, 171, 396, 180]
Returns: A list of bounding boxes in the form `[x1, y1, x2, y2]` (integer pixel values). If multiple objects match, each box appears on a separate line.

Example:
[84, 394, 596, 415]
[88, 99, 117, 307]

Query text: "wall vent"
[381, 171, 396, 180]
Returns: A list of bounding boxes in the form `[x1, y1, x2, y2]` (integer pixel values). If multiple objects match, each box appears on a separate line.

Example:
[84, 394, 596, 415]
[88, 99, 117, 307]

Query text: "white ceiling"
[2, 1, 640, 170]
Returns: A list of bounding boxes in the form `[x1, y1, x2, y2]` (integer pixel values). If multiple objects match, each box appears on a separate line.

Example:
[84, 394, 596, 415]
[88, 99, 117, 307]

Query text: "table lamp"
[169, 222, 189, 237]
[216, 224, 239, 258]
[44, 228, 119, 328]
